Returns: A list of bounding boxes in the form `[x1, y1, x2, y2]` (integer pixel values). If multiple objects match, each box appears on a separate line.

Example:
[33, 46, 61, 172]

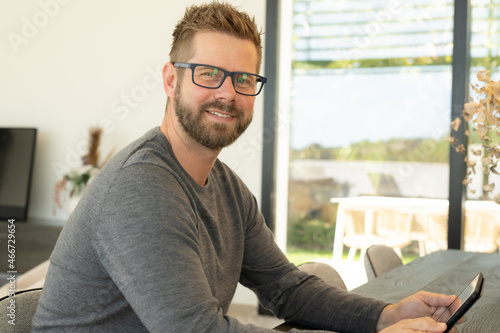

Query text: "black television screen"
[0, 128, 37, 221]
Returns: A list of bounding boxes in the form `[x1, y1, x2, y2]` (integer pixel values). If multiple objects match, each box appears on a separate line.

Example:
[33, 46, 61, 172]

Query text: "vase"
[67, 195, 81, 215]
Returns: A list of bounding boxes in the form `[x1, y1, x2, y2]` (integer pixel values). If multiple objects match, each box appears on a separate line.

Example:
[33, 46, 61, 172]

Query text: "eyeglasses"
[173, 63, 267, 96]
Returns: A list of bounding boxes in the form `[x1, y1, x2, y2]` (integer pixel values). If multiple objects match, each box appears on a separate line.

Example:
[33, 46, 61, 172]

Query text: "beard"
[174, 87, 253, 151]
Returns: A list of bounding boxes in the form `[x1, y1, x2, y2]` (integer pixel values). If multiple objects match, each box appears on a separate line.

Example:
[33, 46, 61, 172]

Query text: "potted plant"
[449, 70, 500, 204]
[53, 127, 114, 214]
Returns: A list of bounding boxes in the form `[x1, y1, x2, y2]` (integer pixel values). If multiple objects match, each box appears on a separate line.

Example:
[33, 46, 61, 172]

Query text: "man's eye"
[236, 74, 254, 85]
[201, 68, 219, 77]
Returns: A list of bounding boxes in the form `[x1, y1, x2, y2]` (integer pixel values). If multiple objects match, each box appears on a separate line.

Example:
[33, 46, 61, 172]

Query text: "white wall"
[0, 0, 266, 225]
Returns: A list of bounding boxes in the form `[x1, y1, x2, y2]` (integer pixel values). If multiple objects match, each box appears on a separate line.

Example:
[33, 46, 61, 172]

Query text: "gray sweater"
[32, 127, 388, 332]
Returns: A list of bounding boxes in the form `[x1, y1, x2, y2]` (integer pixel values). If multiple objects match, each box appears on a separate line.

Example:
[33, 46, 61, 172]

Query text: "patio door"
[275, 0, 458, 264]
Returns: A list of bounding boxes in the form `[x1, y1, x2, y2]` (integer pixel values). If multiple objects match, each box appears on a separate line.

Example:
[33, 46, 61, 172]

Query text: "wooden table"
[275, 250, 500, 332]
[351, 250, 500, 332]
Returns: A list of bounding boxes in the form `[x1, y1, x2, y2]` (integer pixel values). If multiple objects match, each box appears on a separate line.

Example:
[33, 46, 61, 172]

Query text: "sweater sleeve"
[238, 195, 389, 333]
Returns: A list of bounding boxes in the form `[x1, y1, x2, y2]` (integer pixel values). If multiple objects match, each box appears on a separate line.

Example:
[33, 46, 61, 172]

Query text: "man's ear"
[162, 62, 177, 98]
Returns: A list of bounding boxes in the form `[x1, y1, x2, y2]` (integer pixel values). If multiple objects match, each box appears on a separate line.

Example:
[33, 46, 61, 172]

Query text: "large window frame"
[261, 0, 472, 251]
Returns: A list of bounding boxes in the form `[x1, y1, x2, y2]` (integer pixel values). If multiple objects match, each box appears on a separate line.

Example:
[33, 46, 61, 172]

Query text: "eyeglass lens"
[193, 65, 262, 95]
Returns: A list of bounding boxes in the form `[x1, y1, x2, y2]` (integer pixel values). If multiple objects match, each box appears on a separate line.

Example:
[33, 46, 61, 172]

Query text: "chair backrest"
[375, 209, 412, 239]
[364, 245, 402, 280]
[424, 209, 448, 252]
[298, 262, 347, 290]
[464, 212, 498, 253]
[0, 288, 43, 333]
[426, 210, 499, 253]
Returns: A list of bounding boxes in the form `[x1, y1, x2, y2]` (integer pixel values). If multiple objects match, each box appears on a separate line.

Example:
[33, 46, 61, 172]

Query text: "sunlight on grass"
[286, 247, 419, 266]
[286, 248, 333, 266]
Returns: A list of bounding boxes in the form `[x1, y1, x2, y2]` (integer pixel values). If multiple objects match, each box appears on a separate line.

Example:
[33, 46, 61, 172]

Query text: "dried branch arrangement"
[449, 70, 500, 204]
[53, 127, 115, 213]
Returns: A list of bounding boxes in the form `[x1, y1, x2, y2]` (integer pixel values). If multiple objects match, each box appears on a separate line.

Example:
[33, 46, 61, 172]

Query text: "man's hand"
[379, 317, 447, 333]
[376, 291, 460, 332]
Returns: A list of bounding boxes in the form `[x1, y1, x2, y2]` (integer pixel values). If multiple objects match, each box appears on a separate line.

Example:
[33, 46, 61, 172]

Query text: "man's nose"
[215, 75, 237, 100]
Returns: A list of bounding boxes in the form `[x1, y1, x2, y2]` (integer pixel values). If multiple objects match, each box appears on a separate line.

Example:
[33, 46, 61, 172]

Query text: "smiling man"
[160, 29, 261, 186]
[32, 2, 458, 333]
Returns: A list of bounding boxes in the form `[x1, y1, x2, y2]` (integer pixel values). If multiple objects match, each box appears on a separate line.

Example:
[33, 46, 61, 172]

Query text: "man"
[33, 2, 458, 332]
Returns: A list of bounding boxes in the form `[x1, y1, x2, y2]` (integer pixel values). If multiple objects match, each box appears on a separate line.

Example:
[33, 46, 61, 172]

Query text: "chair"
[298, 262, 347, 290]
[0, 288, 43, 332]
[364, 245, 403, 280]
[342, 208, 412, 261]
[410, 215, 430, 256]
[426, 211, 498, 253]
[260, 262, 348, 317]
[464, 212, 498, 253]
[424, 210, 448, 252]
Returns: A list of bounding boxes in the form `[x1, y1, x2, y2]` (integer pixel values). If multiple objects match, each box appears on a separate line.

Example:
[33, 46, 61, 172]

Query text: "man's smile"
[206, 109, 235, 119]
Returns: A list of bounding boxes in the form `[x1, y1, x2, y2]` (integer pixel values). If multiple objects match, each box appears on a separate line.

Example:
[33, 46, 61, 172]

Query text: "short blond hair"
[169, 1, 263, 70]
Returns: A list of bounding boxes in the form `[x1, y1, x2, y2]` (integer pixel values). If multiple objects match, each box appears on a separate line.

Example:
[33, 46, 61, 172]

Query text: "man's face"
[173, 31, 259, 151]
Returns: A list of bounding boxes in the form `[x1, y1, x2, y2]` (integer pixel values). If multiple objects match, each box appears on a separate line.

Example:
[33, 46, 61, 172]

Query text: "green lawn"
[286, 247, 419, 266]
[286, 247, 333, 266]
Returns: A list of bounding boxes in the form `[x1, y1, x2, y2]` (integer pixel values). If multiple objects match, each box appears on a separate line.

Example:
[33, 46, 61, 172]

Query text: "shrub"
[287, 216, 336, 250]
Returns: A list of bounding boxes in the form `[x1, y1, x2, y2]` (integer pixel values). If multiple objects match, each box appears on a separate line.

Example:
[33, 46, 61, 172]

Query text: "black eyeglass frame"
[173, 62, 267, 96]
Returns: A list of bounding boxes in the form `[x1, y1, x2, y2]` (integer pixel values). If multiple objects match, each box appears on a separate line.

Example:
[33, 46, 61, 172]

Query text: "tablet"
[436, 272, 484, 333]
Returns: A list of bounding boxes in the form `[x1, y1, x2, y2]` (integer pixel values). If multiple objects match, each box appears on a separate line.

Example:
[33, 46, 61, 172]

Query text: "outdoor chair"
[342, 208, 412, 261]
[425, 210, 498, 253]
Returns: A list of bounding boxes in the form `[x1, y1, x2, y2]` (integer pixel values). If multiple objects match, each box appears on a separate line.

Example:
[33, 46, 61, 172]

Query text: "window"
[462, 0, 500, 253]
[468, 0, 500, 200]
[264, 0, 500, 270]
